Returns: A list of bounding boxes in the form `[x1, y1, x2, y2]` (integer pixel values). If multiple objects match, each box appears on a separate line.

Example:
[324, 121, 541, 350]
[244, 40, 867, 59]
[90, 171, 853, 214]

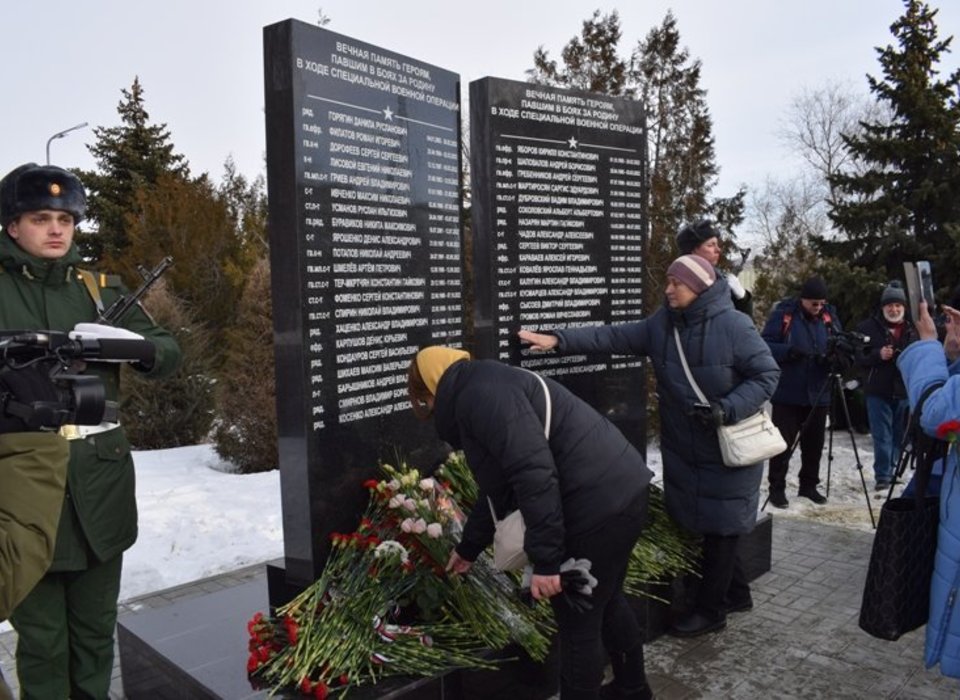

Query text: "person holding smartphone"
[896, 300, 960, 678]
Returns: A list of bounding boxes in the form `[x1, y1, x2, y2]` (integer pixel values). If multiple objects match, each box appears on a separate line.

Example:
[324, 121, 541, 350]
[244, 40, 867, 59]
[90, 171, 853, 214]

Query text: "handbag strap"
[488, 369, 552, 523]
[674, 327, 709, 404]
[523, 369, 552, 439]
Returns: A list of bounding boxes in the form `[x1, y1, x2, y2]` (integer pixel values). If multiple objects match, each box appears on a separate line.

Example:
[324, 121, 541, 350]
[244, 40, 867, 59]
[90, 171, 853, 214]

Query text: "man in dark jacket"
[855, 281, 919, 490]
[409, 347, 654, 700]
[0, 163, 182, 699]
[761, 276, 841, 507]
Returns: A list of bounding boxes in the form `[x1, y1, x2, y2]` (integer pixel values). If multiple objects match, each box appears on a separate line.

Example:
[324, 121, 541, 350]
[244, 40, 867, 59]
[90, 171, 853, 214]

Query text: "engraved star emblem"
[383, 106, 394, 121]
[568, 136, 578, 149]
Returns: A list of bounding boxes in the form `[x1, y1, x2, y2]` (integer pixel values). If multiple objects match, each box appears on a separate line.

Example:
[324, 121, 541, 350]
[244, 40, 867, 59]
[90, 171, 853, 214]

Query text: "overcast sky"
[2, 1, 957, 202]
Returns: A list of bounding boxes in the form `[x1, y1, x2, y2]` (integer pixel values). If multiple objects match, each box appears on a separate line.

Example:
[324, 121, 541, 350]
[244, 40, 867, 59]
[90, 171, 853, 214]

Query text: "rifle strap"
[77, 269, 105, 316]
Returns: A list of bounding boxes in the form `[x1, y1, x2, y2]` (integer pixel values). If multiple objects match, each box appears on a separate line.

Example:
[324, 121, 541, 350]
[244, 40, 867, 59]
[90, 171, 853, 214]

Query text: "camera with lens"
[825, 328, 871, 371]
[0, 331, 153, 430]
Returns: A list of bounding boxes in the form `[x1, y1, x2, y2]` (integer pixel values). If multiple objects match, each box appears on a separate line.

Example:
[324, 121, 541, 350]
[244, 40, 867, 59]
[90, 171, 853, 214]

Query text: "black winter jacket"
[854, 314, 919, 399]
[434, 360, 652, 576]
[554, 279, 780, 535]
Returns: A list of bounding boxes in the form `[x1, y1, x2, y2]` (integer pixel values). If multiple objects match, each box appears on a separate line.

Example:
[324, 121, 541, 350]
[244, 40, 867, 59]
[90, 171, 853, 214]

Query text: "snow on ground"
[120, 444, 284, 602]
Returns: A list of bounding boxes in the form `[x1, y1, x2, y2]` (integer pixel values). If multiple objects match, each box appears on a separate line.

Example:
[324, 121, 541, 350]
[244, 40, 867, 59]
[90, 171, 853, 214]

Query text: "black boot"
[768, 488, 789, 508]
[599, 682, 653, 699]
[798, 486, 827, 504]
[669, 610, 727, 637]
[600, 644, 653, 699]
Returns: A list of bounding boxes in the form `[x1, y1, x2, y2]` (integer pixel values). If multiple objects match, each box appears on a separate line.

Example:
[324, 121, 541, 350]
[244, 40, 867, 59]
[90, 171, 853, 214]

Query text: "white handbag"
[674, 328, 786, 467]
[488, 370, 551, 571]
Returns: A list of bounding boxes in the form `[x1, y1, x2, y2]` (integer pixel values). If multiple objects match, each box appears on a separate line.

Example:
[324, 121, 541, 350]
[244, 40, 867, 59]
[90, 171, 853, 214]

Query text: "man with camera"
[855, 281, 919, 491]
[761, 276, 843, 508]
[0, 163, 181, 699]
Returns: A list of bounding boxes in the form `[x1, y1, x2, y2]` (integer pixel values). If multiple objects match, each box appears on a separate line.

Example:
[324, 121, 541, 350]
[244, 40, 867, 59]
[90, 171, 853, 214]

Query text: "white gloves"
[725, 272, 747, 300]
[69, 323, 145, 341]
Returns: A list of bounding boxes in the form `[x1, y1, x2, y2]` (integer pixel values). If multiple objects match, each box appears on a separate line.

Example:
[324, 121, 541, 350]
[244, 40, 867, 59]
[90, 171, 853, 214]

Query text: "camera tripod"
[762, 370, 876, 528]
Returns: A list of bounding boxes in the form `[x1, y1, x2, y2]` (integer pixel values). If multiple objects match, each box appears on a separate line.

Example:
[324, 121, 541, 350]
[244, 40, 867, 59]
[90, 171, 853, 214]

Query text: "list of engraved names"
[295, 38, 461, 429]
[488, 86, 644, 376]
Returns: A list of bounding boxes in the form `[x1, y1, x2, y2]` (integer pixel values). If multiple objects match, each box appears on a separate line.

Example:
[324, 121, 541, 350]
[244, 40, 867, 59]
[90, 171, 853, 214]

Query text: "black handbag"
[858, 495, 939, 640]
[858, 383, 947, 641]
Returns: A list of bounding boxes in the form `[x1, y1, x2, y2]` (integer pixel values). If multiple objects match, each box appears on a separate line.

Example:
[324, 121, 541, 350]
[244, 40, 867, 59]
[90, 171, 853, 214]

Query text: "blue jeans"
[865, 395, 908, 483]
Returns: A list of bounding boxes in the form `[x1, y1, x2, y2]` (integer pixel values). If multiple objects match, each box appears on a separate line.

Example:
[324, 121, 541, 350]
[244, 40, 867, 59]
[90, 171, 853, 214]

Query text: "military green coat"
[0, 234, 181, 569]
[0, 432, 69, 619]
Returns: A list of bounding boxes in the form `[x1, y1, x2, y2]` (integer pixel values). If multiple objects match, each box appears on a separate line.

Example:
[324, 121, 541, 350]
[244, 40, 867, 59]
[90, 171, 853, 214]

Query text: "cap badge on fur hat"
[49, 183, 61, 196]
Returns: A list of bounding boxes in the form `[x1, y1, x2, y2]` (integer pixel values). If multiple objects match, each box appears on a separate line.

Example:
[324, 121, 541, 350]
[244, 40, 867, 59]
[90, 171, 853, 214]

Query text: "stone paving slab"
[1, 516, 957, 699]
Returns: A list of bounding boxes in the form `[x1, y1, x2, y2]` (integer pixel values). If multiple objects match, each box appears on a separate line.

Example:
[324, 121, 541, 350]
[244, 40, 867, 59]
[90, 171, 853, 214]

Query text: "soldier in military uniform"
[0, 163, 182, 699]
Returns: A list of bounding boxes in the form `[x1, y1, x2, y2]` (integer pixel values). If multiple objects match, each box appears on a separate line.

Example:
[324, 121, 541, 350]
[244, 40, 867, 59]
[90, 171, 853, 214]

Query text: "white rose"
[419, 478, 436, 492]
[426, 522, 443, 539]
[412, 518, 427, 534]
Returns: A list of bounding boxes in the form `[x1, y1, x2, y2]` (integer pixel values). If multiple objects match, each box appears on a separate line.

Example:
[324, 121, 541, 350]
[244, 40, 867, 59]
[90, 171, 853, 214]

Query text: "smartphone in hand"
[904, 261, 934, 320]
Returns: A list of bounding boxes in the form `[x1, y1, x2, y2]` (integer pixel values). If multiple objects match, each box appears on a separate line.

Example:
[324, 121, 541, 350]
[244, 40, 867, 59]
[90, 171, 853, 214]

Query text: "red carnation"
[313, 681, 329, 699]
[937, 419, 960, 441]
[299, 677, 313, 694]
[246, 653, 260, 674]
[362, 479, 379, 490]
[283, 616, 299, 645]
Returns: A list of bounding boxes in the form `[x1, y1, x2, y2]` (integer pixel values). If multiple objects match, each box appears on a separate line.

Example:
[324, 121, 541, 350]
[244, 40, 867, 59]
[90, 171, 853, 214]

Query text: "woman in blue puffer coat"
[897, 301, 960, 678]
[520, 254, 780, 639]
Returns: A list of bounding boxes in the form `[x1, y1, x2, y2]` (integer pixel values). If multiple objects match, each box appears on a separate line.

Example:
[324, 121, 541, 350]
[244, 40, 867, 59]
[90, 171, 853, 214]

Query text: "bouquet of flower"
[248, 454, 700, 697]
[248, 459, 554, 698]
[622, 486, 701, 601]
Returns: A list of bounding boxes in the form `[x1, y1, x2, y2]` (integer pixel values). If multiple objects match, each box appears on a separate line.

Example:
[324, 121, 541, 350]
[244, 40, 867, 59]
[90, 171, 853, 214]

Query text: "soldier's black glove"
[0, 366, 61, 433]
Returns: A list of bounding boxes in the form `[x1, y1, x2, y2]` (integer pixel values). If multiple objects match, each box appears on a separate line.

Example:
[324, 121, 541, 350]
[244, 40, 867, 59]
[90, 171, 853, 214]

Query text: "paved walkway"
[1, 516, 957, 699]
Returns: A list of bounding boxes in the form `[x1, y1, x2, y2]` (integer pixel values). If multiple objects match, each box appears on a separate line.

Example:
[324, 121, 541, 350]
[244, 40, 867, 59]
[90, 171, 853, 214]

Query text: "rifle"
[99, 256, 174, 325]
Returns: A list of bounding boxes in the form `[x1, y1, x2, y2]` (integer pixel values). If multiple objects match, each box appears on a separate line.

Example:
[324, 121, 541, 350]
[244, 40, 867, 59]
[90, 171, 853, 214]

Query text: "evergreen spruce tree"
[824, 0, 960, 293]
[78, 77, 188, 264]
[528, 10, 632, 96]
[529, 10, 742, 315]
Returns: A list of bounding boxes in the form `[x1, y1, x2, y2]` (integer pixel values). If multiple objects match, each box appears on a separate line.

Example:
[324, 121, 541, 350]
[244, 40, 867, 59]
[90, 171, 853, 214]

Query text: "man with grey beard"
[855, 281, 920, 490]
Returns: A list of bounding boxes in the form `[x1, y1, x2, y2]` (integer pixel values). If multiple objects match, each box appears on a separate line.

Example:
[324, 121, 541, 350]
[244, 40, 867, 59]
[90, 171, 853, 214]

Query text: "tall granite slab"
[470, 77, 647, 444]
[263, 20, 462, 594]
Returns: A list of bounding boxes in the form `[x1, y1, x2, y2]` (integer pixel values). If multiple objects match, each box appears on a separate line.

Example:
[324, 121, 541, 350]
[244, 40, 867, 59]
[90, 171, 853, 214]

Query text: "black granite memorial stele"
[469, 76, 648, 447]
[262, 20, 464, 600]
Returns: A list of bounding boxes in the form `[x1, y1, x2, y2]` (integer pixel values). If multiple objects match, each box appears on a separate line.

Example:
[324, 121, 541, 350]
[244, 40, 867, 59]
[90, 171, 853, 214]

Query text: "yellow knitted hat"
[415, 346, 471, 395]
